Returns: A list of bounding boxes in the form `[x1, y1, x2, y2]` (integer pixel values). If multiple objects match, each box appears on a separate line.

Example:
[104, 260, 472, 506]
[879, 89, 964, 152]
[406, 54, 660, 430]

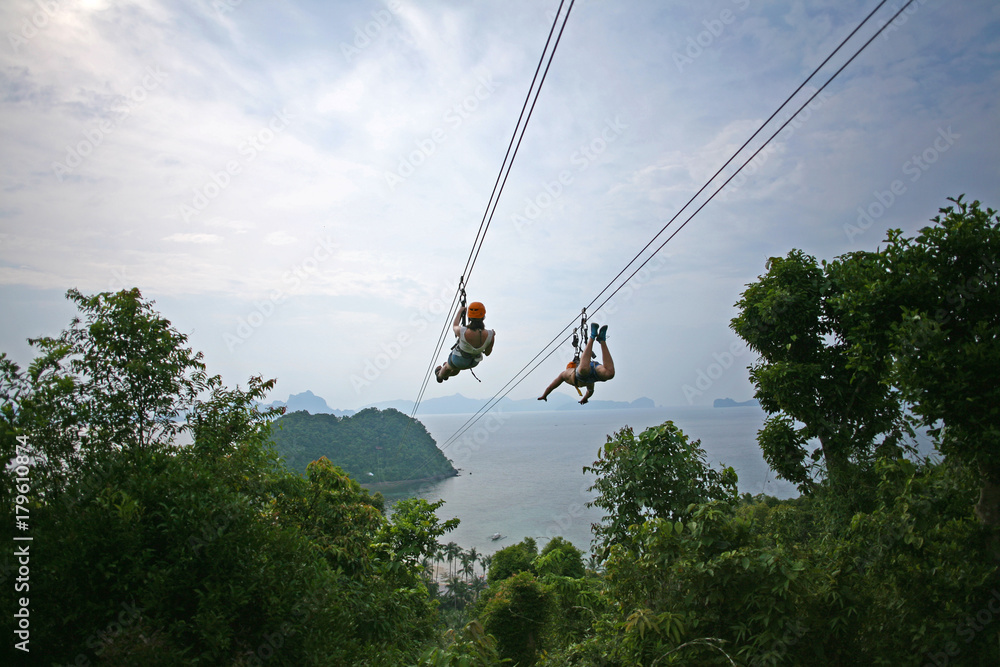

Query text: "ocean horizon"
[382, 405, 799, 558]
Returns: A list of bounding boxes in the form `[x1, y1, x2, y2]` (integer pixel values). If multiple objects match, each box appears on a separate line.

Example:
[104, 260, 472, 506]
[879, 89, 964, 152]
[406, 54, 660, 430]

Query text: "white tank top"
[457, 326, 494, 356]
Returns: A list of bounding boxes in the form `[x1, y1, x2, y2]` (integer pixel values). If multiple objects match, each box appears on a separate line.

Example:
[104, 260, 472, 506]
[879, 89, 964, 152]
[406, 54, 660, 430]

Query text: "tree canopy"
[4, 196, 998, 665]
[270, 408, 457, 484]
[1, 289, 454, 665]
[732, 196, 1000, 522]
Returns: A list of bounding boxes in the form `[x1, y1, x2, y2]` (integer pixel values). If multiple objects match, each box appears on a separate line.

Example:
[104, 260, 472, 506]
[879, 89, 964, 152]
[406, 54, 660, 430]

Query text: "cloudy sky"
[1, 0, 998, 413]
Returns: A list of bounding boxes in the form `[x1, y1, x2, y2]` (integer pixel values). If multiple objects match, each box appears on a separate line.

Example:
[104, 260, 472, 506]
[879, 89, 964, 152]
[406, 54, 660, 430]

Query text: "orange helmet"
[467, 301, 486, 319]
[566, 361, 577, 369]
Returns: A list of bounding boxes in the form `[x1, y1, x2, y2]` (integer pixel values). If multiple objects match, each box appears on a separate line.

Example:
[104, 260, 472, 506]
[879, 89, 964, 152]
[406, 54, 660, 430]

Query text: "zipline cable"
[436, 0, 917, 452]
[586, 0, 916, 319]
[582, 0, 896, 315]
[380, 0, 579, 483]
[461, 0, 575, 292]
[409, 0, 576, 421]
[463, 0, 576, 293]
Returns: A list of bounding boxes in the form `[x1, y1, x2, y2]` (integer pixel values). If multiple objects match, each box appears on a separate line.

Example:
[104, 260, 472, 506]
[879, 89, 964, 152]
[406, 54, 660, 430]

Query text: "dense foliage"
[1, 289, 454, 666]
[585, 421, 737, 559]
[3, 197, 997, 665]
[270, 408, 458, 484]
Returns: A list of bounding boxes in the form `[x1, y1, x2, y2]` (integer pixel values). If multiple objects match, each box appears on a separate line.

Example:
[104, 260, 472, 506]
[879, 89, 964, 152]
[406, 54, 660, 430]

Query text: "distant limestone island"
[269, 407, 458, 488]
[269, 390, 354, 416]
[266, 390, 658, 486]
[713, 397, 761, 408]
[269, 390, 659, 416]
[365, 393, 657, 414]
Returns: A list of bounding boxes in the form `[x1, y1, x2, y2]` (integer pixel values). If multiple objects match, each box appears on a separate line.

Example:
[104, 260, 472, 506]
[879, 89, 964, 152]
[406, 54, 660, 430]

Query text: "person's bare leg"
[597, 341, 615, 380]
[578, 336, 597, 375]
[437, 361, 458, 381]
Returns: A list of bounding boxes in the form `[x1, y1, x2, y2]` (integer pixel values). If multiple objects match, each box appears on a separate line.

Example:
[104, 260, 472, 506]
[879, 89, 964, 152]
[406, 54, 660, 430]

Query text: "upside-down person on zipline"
[538, 322, 615, 405]
[435, 302, 495, 382]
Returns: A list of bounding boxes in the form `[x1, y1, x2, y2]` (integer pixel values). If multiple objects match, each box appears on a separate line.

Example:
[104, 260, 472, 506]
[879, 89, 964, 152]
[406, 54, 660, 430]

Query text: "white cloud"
[265, 231, 297, 246]
[163, 233, 222, 244]
[1, 0, 998, 409]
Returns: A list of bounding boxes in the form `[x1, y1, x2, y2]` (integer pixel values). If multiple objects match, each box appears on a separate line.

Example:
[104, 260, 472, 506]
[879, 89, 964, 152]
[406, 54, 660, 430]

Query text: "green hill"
[270, 407, 458, 484]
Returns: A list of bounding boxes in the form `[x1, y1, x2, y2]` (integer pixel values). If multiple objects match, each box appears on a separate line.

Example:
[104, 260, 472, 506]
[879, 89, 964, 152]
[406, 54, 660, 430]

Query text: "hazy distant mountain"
[713, 397, 761, 408]
[269, 390, 659, 416]
[366, 393, 659, 414]
[270, 390, 355, 417]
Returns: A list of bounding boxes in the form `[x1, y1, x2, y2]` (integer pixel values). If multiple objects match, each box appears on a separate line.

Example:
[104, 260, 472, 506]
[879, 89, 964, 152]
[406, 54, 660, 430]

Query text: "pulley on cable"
[538, 307, 614, 405]
[565, 309, 593, 396]
[433, 278, 496, 384]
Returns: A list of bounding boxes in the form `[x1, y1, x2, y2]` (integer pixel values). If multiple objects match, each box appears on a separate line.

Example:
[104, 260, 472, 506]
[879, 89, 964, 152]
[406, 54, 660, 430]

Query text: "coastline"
[360, 471, 459, 492]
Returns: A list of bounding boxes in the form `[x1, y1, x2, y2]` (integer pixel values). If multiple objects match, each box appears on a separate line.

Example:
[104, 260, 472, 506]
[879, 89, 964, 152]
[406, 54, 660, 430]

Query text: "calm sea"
[382, 406, 799, 557]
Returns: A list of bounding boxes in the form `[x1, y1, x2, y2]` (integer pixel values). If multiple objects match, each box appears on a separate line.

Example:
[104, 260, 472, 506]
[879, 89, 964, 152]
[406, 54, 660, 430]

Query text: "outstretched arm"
[538, 372, 566, 401]
[452, 306, 465, 336]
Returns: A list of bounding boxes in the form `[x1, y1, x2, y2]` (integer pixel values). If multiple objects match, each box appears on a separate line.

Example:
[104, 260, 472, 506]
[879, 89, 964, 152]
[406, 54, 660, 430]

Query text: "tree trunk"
[821, 439, 851, 493]
[976, 464, 1000, 528]
[976, 463, 1000, 563]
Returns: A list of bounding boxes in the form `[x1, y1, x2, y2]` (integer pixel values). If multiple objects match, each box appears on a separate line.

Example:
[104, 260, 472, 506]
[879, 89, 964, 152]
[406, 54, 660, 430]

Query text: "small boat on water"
[490, 533, 504, 541]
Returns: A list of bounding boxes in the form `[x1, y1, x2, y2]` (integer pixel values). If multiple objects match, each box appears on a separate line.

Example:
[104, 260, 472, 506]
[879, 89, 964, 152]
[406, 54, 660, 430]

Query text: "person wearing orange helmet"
[435, 301, 496, 382]
[537, 322, 615, 405]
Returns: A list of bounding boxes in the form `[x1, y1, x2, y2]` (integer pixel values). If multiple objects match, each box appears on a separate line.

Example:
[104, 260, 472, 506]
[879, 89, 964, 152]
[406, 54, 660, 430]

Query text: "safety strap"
[573, 307, 593, 364]
[459, 278, 468, 327]
[457, 277, 480, 382]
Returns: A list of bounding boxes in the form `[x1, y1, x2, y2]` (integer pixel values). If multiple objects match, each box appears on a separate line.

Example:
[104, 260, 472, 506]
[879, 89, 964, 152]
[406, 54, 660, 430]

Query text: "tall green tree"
[379, 497, 459, 566]
[535, 536, 586, 580]
[731, 249, 912, 495]
[1, 289, 448, 665]
[837, 197, 1000, 526]
[585, 421, 737, 559]
[480, 571, 552, 667]
[487, 537, 538, 584]
[8, 289, 211, 498]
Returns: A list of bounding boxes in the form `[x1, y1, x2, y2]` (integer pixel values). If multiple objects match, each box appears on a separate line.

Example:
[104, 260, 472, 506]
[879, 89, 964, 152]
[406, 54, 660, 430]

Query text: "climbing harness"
[568, 308, 594, 395]
[571, 308, 595, 366]
[450, 279, 482, 383]
[459, 281, 468, 327]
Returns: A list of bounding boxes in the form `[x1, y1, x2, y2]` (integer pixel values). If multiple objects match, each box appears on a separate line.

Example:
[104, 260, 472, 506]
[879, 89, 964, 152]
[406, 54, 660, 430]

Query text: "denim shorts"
[448, 350, 481, 370]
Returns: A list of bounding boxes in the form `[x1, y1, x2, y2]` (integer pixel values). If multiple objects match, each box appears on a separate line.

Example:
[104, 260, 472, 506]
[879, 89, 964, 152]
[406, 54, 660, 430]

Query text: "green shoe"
[597, 325, 608, 342]
[590, 322, 599, 339]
